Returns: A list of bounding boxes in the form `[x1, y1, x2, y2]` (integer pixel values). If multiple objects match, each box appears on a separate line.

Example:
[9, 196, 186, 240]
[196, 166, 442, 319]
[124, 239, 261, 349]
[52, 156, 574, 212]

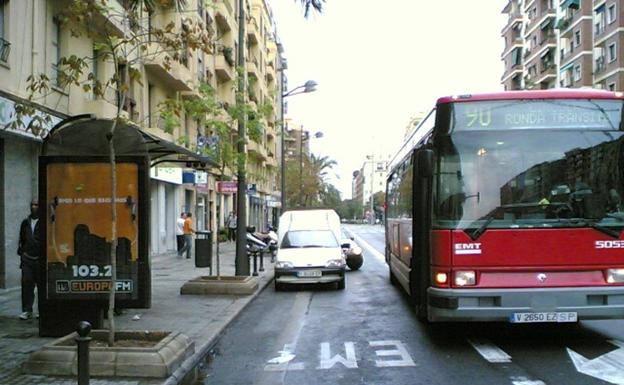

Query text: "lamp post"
[298, 129, 323, 207]
[365, 154, 377, 224]
[280, 79, 317, 213]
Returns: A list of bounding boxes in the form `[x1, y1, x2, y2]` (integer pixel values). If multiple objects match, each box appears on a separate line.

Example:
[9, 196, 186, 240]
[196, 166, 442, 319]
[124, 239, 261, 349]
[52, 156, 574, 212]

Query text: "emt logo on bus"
[454, 243, 482, 255]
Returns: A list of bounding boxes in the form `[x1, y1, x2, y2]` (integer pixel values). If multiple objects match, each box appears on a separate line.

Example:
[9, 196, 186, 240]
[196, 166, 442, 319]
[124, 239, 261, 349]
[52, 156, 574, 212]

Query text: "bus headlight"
[606, 269, 624, 283]
[454, 271, 476, 286]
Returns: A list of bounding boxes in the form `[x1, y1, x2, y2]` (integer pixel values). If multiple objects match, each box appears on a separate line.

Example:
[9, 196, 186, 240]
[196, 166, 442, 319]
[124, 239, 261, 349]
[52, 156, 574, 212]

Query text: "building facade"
[0, 0, 284, 289]
[501, 0, 624, 91]
[352, 154, 391, 219]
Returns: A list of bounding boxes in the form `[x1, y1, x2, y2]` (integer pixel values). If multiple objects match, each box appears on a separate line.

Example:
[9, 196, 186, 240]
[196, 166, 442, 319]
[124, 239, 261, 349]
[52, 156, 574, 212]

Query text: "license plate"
[297, 270, 322, 278]
[510, 312, 578, 323]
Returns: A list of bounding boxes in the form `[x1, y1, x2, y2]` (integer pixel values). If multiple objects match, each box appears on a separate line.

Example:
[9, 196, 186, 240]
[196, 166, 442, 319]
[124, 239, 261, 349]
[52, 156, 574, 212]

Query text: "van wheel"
[337, 277, 346, 290]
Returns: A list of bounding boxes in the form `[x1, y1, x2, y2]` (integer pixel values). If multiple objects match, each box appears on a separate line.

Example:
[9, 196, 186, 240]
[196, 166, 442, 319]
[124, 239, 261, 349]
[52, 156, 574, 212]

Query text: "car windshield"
[434, 99, 624, 233]
[280, 230, 339, 249]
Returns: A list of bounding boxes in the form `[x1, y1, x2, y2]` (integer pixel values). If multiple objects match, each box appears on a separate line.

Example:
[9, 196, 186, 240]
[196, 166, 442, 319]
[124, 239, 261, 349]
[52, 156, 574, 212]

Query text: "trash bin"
[195, 231, 212, 268]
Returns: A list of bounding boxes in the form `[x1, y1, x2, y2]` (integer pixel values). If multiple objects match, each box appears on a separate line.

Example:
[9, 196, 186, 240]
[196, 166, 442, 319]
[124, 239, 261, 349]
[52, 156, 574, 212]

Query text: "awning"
[540, 48, 553, 58]
[43, 115, 218, 169]
[562, 0, 580, 10]
[139, 130, 217, 168]
[540, 17, 553, 30]
[560, 62, 574, 72]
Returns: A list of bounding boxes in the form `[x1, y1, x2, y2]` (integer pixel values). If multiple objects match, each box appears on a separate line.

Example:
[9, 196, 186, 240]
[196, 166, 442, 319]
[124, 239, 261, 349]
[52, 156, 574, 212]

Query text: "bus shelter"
[38, 115, 215, 336]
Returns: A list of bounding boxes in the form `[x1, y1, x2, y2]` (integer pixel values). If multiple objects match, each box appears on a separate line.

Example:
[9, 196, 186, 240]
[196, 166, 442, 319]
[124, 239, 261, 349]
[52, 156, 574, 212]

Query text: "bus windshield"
[434, 99, 624, 233]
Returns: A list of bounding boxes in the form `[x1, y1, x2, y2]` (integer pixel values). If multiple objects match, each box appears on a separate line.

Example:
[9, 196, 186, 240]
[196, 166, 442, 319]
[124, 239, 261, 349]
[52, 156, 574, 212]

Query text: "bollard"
[259, 250, 265, 272]
[252, 251, 259, 276]
[76, 321, 92, 385]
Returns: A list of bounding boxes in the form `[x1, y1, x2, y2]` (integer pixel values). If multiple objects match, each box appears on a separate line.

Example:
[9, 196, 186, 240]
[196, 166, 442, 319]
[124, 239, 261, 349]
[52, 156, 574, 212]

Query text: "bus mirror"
[417, 149, 434, 177]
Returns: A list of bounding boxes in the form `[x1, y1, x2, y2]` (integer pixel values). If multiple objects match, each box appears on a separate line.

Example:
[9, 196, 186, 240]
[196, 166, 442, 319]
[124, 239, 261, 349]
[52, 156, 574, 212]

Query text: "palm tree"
[298, 0, 325, 17]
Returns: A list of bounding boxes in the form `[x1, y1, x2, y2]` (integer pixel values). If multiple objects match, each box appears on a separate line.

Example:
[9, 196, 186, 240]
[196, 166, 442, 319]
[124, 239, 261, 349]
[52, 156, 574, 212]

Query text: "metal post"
[370, 155, 375, 224]
[76, 321, 92, 385]
[235, 0, 249, 275]
[252, 251, 258, 276]
[259, 250, 265, 272]
[299, 129, 304, 207]
[280, 71, 286, 214]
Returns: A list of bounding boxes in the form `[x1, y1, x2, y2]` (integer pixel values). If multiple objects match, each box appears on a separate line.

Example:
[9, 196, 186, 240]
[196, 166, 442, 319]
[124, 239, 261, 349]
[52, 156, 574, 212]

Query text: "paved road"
[206, 224, 624, 385]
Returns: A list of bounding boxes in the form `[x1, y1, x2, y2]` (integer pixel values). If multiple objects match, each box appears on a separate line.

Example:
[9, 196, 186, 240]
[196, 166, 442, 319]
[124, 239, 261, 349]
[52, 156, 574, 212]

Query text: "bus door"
[410, 149, 434, 319]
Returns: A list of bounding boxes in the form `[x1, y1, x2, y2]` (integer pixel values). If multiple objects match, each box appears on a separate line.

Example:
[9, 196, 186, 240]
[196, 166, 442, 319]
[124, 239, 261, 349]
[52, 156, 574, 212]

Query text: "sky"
[270, 0, 508, 199]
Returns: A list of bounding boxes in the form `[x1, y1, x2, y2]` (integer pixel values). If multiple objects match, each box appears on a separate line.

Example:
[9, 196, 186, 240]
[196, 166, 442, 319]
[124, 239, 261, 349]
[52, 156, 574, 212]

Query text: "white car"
[275, 210, 346, 290]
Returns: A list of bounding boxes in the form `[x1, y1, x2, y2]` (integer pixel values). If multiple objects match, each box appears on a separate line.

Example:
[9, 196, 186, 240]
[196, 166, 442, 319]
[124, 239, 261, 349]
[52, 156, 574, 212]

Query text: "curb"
[162, 271, 275, 385]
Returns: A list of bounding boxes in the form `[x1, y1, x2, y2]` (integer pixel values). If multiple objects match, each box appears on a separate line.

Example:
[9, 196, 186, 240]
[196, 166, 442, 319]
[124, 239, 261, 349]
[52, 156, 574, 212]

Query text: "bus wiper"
[465, 202, 572, 240]
[556, 218, 622, 238]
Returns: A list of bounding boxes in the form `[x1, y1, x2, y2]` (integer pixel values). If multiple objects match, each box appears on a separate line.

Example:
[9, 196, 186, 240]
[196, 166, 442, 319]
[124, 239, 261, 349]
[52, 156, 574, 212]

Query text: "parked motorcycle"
[251, 225, 278, 262]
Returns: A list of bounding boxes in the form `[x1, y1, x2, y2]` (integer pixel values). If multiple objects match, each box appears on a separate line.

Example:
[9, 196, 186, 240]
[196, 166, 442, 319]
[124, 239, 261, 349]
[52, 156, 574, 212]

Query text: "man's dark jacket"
[18, 217, 43, 259]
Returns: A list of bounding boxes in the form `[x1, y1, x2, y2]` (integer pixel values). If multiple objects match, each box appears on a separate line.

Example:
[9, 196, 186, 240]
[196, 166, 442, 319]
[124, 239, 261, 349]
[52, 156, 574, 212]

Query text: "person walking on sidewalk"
[175, 212, 186, 256]
[179, 212, 195, 259]
[17, 200, 43, 320]
[226, 212, 237, 242]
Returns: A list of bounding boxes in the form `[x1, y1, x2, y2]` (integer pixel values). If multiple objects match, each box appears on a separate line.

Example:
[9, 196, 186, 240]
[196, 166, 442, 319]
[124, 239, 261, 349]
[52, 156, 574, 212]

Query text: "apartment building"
[0, 0, 284, 288]
[501, 0, 624, 91]
[352, 154, 391, 218]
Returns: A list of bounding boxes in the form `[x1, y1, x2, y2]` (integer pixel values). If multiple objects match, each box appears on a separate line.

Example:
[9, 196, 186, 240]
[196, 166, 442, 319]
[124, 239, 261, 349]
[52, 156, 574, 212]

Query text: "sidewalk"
[0, 241, 274, 385]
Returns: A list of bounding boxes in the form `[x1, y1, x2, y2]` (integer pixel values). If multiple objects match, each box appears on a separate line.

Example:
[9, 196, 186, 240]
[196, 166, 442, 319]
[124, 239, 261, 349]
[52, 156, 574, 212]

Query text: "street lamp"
[298, 130, 323, 207]
[365, 154, 376, 224]
[280, 79, 318, 213]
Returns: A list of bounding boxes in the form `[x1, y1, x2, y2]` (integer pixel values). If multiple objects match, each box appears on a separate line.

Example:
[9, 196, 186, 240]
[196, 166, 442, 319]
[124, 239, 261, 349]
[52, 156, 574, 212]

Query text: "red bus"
[385, 89, 624, 323]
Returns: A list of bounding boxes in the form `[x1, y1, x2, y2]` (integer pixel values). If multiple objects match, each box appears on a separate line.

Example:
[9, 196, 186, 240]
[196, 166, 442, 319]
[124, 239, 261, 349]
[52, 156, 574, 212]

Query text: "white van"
[275, 209, 345, 290]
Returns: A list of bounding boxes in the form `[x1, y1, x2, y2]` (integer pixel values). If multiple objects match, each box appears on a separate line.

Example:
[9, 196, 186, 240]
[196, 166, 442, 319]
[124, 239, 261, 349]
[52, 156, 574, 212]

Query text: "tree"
[297, 0, 325, 17]
[161, 76, 272, 277]
[284, 152, 337, 208]
[10, 0, 211, 346]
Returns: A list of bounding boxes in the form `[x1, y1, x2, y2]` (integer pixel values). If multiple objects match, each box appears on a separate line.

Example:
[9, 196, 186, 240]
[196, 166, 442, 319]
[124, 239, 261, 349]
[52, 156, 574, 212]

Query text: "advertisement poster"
[46, 162, 139, 300]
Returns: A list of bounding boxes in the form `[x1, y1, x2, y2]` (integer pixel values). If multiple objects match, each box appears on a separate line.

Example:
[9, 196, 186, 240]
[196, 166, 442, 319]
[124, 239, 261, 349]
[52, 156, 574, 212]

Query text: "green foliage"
[336, 199, 363, 221]
[285, 152, 337, 208]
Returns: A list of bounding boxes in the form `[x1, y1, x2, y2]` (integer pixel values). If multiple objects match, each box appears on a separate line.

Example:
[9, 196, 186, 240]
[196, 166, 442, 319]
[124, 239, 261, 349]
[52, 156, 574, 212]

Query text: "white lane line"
[510, 377, 546, 385]
[468, 338, 512, 363]
[344, 228, 385, 262]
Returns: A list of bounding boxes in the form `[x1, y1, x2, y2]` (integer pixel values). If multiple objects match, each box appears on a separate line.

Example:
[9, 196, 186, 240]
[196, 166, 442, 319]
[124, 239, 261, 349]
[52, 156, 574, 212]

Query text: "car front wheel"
[337, 276, 346, 290]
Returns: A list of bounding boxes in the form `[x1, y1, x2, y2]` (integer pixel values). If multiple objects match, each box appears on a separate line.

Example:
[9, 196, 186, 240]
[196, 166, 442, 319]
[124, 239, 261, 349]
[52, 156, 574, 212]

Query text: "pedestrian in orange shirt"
[179, 212, 195, 259]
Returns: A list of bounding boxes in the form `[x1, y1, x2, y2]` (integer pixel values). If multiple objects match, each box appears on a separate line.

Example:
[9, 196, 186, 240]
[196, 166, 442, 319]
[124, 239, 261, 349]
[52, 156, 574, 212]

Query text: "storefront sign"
[150, 167, 183, 184]
[217, 181, 237, 193]
[0, 96, 63, 139]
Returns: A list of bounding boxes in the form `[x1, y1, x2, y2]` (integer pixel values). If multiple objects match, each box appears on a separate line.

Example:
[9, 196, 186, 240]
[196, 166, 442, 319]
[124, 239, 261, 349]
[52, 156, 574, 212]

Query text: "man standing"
[175, 212, 186, 256]
[17, 200, 42, 320]
[226, 212, 237, 242]
[179, 212, 195, 259]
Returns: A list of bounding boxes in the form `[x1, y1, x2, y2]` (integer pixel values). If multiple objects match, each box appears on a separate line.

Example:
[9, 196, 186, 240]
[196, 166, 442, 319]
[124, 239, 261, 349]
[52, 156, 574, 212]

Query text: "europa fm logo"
[454, 243, 482, 255]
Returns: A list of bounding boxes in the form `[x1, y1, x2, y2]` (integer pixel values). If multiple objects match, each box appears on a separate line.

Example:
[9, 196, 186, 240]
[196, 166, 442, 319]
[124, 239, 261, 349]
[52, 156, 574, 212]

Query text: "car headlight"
[454, 271, 476, 286]
[326, 259, 345, 268]
[350, 246, 362, 255]
[606, 269, 624, 283]
[276, 261, 293, 269]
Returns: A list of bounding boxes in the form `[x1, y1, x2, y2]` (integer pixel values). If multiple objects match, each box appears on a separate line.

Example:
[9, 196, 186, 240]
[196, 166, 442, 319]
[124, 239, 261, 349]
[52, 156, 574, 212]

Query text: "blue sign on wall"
[182, 171, 195, 184]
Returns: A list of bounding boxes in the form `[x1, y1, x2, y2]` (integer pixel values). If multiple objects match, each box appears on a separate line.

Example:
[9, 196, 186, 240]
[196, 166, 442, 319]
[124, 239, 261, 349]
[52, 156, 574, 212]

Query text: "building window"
[608, 4, 616, 24]
[0, 0, 9, 63]
[574, 30, 581, 47]
[595, 9, 606, 35]
[573, 64, 581, 81]
[608, 82, 616, 91]
[608, 42, 616, 62]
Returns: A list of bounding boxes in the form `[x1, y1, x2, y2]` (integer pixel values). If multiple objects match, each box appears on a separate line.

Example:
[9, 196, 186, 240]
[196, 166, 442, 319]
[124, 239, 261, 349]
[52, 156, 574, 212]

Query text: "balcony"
[215, 0, 234, 32]
[248, 140, 267, 160]
[215, 53, 234, 82]
[143, 43, 193, 91]
[247, 57, 260, 79]
[247, 17, 260, 45]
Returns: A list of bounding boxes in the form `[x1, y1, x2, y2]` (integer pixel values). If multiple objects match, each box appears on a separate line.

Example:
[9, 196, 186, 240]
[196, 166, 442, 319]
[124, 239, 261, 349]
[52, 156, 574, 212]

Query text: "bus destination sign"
[454, 100, 623, 131]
